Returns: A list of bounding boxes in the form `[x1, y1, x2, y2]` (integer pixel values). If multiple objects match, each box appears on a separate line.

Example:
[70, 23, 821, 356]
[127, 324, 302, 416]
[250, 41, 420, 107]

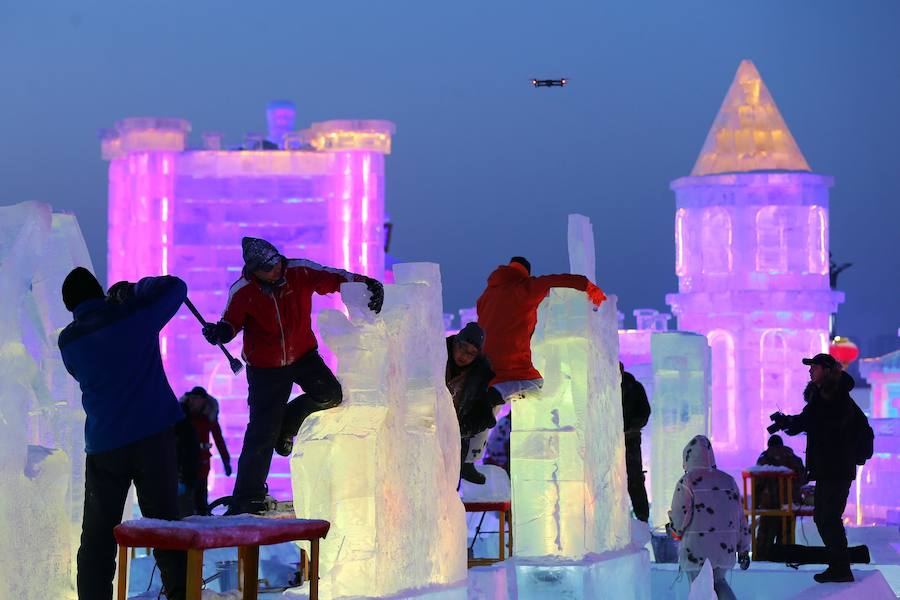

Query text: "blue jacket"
[58, 276, 188, 454]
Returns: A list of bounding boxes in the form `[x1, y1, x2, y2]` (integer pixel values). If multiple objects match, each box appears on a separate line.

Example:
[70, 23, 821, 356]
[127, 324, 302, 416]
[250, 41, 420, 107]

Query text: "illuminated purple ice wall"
[666, 61, 843, 473]
[102, 105, 395, 500]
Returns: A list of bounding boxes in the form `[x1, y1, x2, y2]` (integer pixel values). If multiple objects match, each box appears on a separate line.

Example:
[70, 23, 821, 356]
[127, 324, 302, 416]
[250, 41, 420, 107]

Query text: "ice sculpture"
[0, 201, 93, 599]
[510, 214, 631, 558]
[290, 263, 466, 598]
[649, 332, 711, 527]
[668, 60, 842, 472]
[101, 110, 395, 499]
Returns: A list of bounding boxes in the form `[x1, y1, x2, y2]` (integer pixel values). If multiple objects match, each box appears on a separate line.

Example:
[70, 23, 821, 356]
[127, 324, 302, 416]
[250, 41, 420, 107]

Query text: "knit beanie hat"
[62, 267, 105, 312]
[242, 237, 281, 272]
[457, 322, 485, 350]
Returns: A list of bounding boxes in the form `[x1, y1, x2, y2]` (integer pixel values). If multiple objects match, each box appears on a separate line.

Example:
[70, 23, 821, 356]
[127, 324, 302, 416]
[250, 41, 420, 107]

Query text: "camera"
[767, 411, 787, 434]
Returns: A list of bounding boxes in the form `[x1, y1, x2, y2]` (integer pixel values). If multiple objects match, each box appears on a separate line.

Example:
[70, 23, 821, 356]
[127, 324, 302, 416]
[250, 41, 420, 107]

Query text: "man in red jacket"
[472, 256, 606, 460]
[202, 237, 383, 514]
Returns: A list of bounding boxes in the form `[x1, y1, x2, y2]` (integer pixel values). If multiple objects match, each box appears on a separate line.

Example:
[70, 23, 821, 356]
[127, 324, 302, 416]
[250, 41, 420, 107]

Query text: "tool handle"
[183, 297, 208, 325]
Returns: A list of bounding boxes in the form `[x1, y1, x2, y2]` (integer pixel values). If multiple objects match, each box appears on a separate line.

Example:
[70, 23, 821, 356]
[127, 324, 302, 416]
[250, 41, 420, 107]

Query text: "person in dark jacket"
[57, 268, 187, 600]
[620, 363, 651, 522]
[179, 387, 232, 515]
[445, 323, 503, 485]
[753, 435, 806, 561]
[773, 353, 867, 583]
[202, 237, 383, 514]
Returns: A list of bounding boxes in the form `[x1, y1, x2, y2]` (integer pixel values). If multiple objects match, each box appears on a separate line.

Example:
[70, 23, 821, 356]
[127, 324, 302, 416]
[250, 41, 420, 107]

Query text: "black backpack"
[852, 403, 874, 466]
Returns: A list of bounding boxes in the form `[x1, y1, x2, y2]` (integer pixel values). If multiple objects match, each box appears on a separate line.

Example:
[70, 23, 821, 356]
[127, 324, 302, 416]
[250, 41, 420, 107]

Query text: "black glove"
[107, 281, 135, 304]
[363, 277, 384, 314]
[739, 551, 751, 570]
[202, 321, 233, 345]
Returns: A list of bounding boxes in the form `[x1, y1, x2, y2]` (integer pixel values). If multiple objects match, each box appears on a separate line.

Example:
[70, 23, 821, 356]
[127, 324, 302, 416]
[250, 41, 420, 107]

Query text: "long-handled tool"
[183, 297, 244, 375]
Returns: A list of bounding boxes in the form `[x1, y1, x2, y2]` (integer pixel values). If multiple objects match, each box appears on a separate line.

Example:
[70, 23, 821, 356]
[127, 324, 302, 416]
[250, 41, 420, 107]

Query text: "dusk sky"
[2, 1, 898, 354]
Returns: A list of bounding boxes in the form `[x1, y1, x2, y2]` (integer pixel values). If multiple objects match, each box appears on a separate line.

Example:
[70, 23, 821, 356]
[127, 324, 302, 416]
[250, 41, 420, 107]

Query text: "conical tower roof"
[691, 60, 811, 176]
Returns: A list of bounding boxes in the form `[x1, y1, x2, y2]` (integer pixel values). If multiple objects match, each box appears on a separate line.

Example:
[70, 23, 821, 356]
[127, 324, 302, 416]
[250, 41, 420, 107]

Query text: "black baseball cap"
[802, 353, 837, 368]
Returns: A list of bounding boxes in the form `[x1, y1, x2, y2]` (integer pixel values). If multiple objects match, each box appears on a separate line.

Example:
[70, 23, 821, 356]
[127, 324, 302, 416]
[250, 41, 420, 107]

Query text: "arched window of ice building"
[701, 208, 733, 274]
[756, 207, 788, 273]
[759, 329, 789, 435]
[708, 329, 737, 450]
[675, 208, 688, 276]
[807, 206, 828, 275]
[809, 331, 828, 357]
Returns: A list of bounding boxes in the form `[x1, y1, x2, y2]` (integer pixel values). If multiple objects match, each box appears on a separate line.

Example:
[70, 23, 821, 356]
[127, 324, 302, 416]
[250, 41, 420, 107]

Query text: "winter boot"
[224, 497, 268, 516]
[460, 462, 486, 485]
[813, 566, 854, 583]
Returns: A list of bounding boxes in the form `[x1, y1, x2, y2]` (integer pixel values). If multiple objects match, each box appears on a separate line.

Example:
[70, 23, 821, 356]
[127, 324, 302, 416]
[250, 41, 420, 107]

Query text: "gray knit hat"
[242, 237, 281, 272]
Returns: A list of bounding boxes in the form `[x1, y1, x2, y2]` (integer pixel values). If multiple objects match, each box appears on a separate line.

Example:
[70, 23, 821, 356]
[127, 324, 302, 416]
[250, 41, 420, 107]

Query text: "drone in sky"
[531, 78, 568, 88]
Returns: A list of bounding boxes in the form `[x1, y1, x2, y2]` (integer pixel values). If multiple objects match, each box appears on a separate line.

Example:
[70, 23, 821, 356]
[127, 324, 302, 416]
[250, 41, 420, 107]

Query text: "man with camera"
[768, 353, 871, 584]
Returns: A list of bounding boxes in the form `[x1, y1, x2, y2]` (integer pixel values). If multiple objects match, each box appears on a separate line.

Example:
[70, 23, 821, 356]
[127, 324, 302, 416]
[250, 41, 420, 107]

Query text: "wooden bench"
[114, 515, 330, 600]
[464, 500, 512, 567]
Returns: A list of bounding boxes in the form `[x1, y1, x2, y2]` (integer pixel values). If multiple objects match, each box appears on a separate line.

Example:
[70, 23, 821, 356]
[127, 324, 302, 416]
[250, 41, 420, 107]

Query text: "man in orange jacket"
[472, 256, 606, 461]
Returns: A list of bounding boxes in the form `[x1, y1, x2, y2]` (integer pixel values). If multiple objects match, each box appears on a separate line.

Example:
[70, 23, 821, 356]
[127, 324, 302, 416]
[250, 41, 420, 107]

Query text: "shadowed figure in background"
[753, 434, 805, 561]
[178, 387, 232, 515]
[620, 362, 651, 522]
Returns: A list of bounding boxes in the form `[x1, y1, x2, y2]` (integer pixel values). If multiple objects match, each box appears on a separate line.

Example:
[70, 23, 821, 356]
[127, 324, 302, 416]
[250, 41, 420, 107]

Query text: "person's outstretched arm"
[524, 274, 607, 307]
[290, 259, 384, 313]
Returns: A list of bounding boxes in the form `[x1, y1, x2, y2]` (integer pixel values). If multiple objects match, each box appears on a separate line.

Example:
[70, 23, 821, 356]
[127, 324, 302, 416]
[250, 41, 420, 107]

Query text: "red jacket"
[222, 259, 363, 368]
[476, 263, 588, 384]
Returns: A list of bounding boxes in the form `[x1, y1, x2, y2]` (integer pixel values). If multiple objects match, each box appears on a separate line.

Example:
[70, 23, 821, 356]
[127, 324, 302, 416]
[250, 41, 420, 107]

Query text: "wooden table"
[114, 515, 330, 600]
[464, 500, 512, 567]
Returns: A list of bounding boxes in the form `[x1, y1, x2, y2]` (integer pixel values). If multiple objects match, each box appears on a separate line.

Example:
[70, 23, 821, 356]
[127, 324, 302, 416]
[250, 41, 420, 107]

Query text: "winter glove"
[107, 281, 135, 304]
[223, 460, 233, 477]
[738, 551, 751, 570]
[202, 321, 233, 345]
[364, 277, 384, 314]
[585, 282, 607, 307]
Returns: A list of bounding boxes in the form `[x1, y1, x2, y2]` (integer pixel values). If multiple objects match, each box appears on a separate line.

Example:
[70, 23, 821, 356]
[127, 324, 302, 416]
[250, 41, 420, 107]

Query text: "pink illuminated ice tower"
[102, 104, 395, 499]
[666, 61, 844, 471]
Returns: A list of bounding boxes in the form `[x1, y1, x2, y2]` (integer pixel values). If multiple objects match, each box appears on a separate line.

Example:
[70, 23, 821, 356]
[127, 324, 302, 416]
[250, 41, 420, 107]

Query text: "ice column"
[510, 214, 630, 557]
[649, 332, 711, 527]
[290, 263, 466, 598]
[0, 201, 93, 599]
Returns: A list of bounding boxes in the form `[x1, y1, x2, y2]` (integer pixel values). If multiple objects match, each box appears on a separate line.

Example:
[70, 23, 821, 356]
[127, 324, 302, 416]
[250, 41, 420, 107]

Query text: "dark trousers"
[813, 478, 852, 570]
[231, 350, 342, 502]
[755, 515, 793, 561]
[625, 432, 650, 522]
[78, 427, 186, 600]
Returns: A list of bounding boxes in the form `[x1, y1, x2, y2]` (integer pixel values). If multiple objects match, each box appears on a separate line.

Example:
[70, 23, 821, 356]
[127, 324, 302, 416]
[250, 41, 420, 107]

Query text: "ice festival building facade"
[666, 60, 844, 471]
[101, 103, 395, 499]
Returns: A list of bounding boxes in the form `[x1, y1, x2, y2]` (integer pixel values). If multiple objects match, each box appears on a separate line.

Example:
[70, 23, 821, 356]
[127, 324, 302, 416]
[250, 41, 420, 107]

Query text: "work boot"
[460, 462, 486, 485]
[224, 497, 267, 516]
[275, 434, 294, 457]
[813, 566, 854, 583]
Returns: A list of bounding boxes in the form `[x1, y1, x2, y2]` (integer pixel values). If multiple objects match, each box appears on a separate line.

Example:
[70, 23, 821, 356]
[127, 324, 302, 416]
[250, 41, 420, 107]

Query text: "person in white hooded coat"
[669, 435, 751, 600]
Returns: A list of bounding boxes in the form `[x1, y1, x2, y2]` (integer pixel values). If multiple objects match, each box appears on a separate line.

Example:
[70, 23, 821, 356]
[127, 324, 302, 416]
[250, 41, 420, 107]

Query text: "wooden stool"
[114, 515, 330, 600]
[464, 500, 512, 567]
[742, 469, 803, 555]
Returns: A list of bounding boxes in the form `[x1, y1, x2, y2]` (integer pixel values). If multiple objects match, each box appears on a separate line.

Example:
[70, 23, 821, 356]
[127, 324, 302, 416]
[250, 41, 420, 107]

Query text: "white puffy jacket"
[669, 435, 751, 572]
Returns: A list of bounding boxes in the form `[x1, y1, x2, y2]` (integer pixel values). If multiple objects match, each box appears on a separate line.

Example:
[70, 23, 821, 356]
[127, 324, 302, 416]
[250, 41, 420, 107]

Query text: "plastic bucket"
[650, 533, 680, 563]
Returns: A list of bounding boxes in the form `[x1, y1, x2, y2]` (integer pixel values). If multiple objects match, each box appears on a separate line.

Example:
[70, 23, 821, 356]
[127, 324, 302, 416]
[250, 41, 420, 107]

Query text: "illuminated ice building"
[666, 61, 843, 471]
[101, 102, 395, 499]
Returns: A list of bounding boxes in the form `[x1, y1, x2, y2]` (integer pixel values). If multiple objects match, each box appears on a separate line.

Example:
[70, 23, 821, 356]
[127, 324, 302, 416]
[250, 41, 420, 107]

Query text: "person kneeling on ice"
[471, 256, 606, 462]
[58, 268, 188, 600]
[202, 237, 383, 515]
[445, 322, 504, 485]
[668, 435, 750, 600]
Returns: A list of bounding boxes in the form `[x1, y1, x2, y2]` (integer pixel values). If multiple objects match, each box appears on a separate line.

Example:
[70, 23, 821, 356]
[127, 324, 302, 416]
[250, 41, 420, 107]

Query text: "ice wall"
[649, 332, 711, 527]
[290, 263, 466, 598]
[509, 214, 630, 558]
[0, 201, 92, 599]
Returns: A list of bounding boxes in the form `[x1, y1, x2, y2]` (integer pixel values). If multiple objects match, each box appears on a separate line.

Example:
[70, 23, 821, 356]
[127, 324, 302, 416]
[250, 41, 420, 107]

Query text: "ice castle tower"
[666, 60, 844, 470]
[101, 106, 395, 499]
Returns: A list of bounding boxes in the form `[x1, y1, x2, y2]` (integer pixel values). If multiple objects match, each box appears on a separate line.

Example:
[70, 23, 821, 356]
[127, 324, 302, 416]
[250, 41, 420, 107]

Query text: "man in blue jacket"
[58, 267, 187, 600]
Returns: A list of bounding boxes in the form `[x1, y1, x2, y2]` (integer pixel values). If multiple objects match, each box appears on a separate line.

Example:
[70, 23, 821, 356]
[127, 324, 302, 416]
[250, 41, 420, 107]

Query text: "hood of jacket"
[683, 434, 717, 471]
[486, 263, 529, 288]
